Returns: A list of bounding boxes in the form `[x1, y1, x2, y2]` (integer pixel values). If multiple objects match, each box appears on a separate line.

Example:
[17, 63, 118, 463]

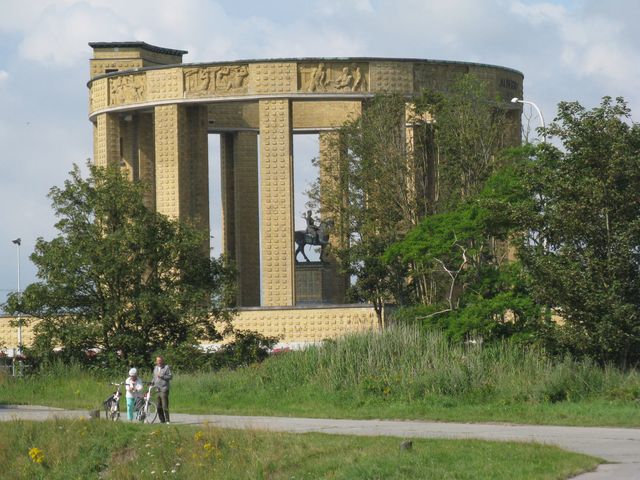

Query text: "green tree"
[515, 97, 640, 365]
[386, 164, 540, 341]
[417, 74, 511, 210]
[311, 76, 513, 322]
[4, 163, 235, 365]
[310, 94, 415, 323]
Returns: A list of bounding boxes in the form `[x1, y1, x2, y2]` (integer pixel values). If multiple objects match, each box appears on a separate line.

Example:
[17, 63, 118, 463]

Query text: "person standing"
[125, 368, 143, 421]
[152, 356, 173, 423]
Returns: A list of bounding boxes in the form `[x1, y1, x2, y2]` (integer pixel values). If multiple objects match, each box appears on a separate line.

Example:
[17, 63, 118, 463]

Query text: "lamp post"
[511, 97, 546, 142]
[11, 238, 22, 355]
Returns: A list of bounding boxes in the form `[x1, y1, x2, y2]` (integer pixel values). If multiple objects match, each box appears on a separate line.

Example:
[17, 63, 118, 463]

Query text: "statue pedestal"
[295, 261, 346, 305]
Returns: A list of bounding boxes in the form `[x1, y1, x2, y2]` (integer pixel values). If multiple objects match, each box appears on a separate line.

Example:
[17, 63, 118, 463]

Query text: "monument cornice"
[88, 58, 524, 119]
[88, 56, 523, 85]
[88, 41, 188, 57]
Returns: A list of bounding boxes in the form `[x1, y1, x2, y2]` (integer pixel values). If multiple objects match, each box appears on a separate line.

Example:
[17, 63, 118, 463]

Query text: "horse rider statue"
[295, 210, 333, 263]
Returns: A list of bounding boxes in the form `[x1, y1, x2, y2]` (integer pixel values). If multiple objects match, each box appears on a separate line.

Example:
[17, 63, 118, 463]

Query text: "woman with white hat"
[125, 367, 143, 421]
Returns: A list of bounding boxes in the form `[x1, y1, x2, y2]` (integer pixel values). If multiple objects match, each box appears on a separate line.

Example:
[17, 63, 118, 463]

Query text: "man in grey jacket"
[152, 356, 173, 423]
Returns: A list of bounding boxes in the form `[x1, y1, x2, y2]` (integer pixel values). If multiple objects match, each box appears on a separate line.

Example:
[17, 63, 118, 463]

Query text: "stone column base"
[295, 262, 346, 305]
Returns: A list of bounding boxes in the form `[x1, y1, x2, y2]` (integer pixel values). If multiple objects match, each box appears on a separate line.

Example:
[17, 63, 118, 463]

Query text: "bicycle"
[134, 382, 158, 424]
[103, 382, 123, 421]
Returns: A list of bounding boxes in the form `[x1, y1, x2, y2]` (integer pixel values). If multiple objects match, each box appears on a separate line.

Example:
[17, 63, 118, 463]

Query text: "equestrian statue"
[294, 210, 333, 263]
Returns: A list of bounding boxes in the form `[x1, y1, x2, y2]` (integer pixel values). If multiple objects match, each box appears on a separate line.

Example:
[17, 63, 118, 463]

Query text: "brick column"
[319, 131, 348, 304]
[259, 99, 295, 306]
[185, 105, 210, 233]
[406, 104, 437, 216]
[137, 113, 156, 210]
[154, 105, 184, 218]
[233, 131, 260, 306]
[154, 104, 209, 234]
[93, 112, 119, 168]
[119, 116, 138, 181]
[221, 132, 261, 306]
[220, 133, 236, 260]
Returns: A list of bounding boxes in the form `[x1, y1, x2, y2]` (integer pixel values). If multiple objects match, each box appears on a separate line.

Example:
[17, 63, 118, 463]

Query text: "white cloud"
[510, 1, 566, 24]
[313, 0, 375, 16]
[17, 3, 133, 66]
[2, 0, 371, 65]
[0, 70, 8, 82]
[511, 1, 640, 95]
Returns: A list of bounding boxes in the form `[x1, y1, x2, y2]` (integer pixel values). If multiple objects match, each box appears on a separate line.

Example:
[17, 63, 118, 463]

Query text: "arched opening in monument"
[210, 129, 261, 308]
[291, 132, 348, 305]
[293, 133, 321, 263]
[293, 133, 322, 305]
[207, 134, 223, 257]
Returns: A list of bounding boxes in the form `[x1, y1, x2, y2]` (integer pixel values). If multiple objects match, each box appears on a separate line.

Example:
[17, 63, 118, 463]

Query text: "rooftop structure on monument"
[86, 41, 524, 344]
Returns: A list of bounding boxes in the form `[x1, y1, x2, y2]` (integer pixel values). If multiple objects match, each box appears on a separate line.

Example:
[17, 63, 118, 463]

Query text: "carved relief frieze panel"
[108, 74, 146, 105]
[298, 62, 369, 93]
[184, 65, 249, 96]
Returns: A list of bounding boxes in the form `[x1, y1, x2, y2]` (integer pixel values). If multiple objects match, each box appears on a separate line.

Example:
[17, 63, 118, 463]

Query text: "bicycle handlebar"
[109, 381, 155, 388]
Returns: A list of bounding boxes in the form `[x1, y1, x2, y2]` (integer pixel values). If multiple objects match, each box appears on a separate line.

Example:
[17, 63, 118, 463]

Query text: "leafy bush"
[391, 262, 542, 343]
[159, 330, 278, 372]
[14, 329, 278, 378]
[4, 163, 235, 366]
[209, 330, 278, 370]
[513, 98, 640, 365]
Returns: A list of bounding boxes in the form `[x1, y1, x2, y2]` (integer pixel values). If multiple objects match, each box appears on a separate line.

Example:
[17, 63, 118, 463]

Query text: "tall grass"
[2, 325, 639, 426]
[203, 324, 640, 405]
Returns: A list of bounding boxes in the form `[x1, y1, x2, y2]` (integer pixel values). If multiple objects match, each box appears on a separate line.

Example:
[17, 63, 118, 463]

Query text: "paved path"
[1, 405, 638, 479]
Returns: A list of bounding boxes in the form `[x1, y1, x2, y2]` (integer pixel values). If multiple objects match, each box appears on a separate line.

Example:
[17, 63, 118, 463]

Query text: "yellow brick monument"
[0, 43, 526, 351]
[0, 43, 524, 349]
[85, 41, 524, 345]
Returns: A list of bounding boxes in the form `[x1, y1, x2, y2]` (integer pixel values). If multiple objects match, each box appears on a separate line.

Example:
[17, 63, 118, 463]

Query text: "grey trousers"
[156, 391, 170, 423]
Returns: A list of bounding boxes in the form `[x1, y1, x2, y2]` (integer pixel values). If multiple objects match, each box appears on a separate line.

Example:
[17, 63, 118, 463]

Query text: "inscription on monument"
[184, 65, 249, 95]
[298, 62, 368, 93]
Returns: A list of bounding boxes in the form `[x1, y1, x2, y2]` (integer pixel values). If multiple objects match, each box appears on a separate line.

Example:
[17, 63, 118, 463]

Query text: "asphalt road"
[1, 405, 638, 479]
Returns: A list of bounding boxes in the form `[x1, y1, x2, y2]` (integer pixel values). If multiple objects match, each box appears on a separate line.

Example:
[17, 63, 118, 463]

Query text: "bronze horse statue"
[295, 216, 334, 263]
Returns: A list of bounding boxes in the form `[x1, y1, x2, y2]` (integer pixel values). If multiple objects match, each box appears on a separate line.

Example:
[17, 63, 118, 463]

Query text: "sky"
[1, 0, 639, 305]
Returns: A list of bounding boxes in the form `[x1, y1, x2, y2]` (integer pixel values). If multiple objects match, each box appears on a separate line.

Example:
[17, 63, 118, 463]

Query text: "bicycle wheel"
[111, 407, 121, 421]
[103, 400, 111, 419]
[105, 400, 120, 421]
[144, 401, 158, 424]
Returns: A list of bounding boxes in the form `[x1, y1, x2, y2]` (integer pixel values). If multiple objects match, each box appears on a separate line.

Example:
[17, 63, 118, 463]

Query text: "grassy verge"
[0, 419, 600, 479]
[1, 326, 639, 426]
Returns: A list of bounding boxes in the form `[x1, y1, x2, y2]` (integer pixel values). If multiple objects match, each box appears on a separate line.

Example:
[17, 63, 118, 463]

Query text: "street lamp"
[511, 97, 546, 142]
[11, 238, 22, 355]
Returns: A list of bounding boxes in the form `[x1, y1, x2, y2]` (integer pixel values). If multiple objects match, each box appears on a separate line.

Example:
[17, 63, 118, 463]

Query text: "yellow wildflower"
[28, 447, 45, 464]
[194, 431, 204, 442]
